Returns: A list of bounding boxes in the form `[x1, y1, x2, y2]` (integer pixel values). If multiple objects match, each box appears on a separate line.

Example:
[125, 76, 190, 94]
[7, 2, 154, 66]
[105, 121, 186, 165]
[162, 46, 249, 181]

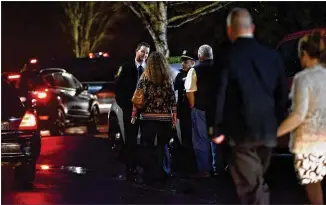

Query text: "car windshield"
[277, 38, 302, 77]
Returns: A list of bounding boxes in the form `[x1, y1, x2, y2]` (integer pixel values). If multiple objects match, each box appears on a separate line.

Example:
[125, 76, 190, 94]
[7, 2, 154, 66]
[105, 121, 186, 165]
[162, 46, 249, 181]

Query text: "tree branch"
[167, 1, 189, 7]
[168, 2, 231, 26]
[123, 2, 142, 19]
[138, 1, 152, 16]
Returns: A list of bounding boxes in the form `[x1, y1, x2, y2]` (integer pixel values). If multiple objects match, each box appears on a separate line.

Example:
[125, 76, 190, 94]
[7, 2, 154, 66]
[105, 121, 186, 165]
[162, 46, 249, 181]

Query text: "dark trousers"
[120, 107, 139, 170]
[229, 145, 272, 205]
[178, 106, 197, 174]
[140, 120, 172, 181]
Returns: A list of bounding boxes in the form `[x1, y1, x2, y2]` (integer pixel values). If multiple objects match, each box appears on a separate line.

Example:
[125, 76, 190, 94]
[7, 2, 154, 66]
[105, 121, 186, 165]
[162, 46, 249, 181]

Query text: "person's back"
[290, 65, 326, 152]
[222, 38, 287, 146]
[212, 8, 288, 205]
[139, 75, 175, 121]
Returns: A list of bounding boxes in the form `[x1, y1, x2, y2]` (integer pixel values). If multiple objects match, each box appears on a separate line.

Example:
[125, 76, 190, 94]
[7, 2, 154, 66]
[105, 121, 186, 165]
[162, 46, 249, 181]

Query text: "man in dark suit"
[212, 8, 288, 204]
[115, 42, 150, 180]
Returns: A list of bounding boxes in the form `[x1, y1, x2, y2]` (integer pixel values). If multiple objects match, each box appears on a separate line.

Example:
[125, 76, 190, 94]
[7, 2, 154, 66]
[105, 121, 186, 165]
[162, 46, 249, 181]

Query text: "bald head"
[226, 8, 255, 41]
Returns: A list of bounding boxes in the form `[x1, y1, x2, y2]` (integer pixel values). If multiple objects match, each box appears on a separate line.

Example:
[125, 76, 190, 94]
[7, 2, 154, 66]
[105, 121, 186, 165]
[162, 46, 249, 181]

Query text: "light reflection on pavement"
[1, 126, 308, 204]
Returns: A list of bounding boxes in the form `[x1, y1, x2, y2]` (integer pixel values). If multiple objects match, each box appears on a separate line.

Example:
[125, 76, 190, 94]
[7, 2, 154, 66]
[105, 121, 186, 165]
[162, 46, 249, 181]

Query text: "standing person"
[174, 50, 197, 175]
[115, 42, 150, 180]
[185, 45, 218, 178]
[132, 51, 177, 184]
[277, 31, 326, 205]
[212, 8, 288, 205]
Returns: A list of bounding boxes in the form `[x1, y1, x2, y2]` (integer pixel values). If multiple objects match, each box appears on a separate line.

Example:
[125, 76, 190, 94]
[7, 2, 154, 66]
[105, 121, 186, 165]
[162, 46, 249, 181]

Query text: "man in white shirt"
[185, 45, 218, 178]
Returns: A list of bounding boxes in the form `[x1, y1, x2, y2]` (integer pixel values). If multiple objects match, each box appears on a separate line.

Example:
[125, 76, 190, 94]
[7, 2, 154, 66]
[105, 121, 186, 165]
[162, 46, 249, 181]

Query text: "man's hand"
[212, 135, 225, 144]
[131, 116, 137, 124]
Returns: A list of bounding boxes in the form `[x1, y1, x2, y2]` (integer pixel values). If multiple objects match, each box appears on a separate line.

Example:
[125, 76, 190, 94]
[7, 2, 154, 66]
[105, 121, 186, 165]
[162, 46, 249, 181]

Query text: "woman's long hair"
[144, 51, 172, 84]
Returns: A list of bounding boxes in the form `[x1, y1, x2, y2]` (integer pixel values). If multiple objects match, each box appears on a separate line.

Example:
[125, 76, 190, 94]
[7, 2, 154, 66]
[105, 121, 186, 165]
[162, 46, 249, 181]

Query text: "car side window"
[43, 74, 55, 86]
[52, 73, 67, 88]
[73, 76, 83, 90]
[62, 73, 77, 89]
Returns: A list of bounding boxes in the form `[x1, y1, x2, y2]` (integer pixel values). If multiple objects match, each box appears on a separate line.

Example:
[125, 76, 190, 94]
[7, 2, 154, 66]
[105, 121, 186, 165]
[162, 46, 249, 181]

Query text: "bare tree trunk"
[148, 3, 169, 57]
[125, 2, 231, 59]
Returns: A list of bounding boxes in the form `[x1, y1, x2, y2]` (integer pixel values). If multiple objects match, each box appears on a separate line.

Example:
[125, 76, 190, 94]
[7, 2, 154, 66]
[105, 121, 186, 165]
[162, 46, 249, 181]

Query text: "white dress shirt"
[135, 59, 146, 71]
[184, 67, 197, 92]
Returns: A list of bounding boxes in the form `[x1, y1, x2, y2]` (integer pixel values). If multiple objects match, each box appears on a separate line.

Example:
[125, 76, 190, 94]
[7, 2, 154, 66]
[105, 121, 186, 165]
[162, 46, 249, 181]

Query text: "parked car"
[2, 68, 100, 135]
[82, 81, 116, 115]
[1, 77, 41, 189]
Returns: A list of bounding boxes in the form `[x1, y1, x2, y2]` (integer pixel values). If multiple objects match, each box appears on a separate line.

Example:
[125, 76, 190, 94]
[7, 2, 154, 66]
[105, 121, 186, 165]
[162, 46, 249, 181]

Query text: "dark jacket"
[214, 38, 288, 147]
[194, 59, 216, 126]
[115, 60, 143, 110]
[174, 69, 190, 118]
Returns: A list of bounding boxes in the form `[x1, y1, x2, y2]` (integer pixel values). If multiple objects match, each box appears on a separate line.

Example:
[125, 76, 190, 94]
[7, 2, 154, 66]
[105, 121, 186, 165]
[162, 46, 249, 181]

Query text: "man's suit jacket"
[115, 61, 143, 112]
[214, 37, 288, 147]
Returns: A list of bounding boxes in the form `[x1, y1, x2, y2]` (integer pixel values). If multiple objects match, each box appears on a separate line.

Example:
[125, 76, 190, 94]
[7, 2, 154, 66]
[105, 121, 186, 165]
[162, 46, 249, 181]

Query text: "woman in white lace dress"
[277, 31, 326, 205]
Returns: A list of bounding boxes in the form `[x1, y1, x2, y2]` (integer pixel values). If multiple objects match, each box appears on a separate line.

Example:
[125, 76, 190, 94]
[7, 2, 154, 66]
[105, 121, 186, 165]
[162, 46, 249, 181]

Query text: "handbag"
[131, 88, 145, 108]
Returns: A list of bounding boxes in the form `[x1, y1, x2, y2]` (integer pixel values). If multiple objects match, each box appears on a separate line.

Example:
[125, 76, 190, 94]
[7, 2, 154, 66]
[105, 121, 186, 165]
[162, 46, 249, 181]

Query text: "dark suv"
[1, 77, 41, 189]
[3, 68, 100, 135]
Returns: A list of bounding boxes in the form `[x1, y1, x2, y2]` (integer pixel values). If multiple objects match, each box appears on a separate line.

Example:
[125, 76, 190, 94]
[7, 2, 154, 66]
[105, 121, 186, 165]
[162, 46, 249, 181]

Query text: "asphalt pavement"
[1, 127, 311, 204]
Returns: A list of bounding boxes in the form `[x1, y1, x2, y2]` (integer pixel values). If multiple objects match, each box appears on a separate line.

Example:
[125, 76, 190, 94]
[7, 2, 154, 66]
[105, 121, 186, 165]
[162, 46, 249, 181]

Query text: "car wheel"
[88, 106, 99, 135]
[51, 108, 65, 136]
[14, 162, 36, 190]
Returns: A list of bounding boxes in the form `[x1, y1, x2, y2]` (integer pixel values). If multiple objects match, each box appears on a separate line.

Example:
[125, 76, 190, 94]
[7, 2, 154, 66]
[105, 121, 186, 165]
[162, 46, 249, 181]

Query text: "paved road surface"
[2, 131, 311, 204]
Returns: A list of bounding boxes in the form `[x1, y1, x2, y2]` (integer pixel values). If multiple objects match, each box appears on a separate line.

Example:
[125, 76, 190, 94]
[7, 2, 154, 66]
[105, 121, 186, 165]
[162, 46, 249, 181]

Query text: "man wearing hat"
[174, 50, 197, 175]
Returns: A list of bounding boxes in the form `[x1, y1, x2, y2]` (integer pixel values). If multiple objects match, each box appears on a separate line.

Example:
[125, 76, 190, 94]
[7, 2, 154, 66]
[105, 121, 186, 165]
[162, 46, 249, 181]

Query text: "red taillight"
[8, 74, 21, 80]
[103, 53, 109, 57]
[40, 165, 50, 170]
[32, 89, 49, 100]
[30, 59, 38, 64]
[37, 91, 47, 99]
[96, 91, 115, 98]
[19, 111, 37, 130]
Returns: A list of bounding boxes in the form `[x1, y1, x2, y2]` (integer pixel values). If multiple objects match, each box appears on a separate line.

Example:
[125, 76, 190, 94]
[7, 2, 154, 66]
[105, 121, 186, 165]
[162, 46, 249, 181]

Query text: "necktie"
[137, 65, 143, 80]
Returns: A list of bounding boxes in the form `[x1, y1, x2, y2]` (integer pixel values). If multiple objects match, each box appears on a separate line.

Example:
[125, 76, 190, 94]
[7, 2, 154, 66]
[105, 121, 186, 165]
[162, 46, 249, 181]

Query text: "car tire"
[87, 106, 99, 135]
[14, 162, 36, 190]
[51, 108, 65, 136]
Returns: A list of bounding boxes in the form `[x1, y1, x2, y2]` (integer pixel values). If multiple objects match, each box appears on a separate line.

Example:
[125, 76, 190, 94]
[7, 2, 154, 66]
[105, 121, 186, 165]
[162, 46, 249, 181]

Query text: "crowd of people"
[115, 7, 326, 205]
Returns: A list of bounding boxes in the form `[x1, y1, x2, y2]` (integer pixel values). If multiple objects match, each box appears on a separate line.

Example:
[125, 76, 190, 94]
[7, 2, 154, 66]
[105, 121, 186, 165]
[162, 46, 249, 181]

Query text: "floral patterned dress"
[135, 73, 177, 121]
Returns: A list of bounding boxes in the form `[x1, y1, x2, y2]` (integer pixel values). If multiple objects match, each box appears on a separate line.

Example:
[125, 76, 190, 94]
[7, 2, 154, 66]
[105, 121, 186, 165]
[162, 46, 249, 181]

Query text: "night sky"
[2, 2, 325, 72]
[1, 1, 153, 72]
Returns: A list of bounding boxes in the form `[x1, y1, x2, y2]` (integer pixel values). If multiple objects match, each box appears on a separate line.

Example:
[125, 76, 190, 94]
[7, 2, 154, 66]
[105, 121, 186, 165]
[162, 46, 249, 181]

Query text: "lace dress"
[288, 64, 326, 184]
